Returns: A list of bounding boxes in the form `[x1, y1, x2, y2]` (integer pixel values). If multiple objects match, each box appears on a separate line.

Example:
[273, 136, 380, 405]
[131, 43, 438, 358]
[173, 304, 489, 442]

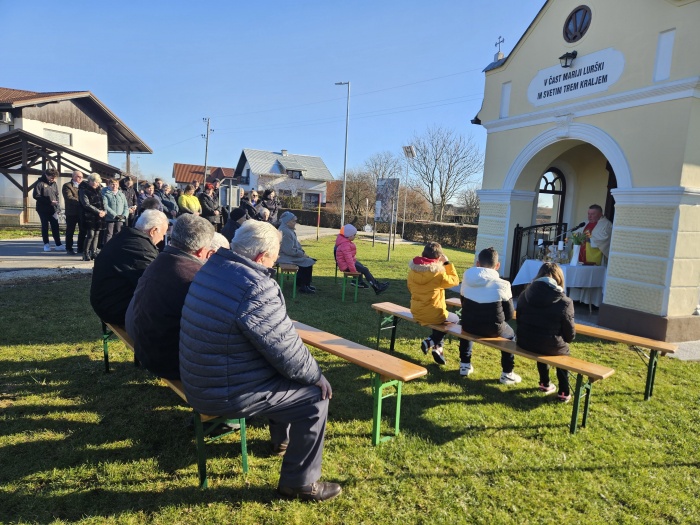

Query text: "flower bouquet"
[571, 231, 586, 245]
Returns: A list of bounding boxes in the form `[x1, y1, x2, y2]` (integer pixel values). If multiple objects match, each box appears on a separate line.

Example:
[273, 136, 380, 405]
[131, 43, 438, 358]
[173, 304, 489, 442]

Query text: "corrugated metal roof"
[172, 162, 236, 184]
[0, 87, 87, 104]
[241, 149, 333, 182]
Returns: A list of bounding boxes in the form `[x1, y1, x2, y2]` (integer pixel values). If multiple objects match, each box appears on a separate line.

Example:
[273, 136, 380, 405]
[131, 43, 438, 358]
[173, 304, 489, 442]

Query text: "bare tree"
[326, 168, 374, 219]
[364, 151, 402, 186]
[409, 126, 483, 221]
[460, 186, 481, 224]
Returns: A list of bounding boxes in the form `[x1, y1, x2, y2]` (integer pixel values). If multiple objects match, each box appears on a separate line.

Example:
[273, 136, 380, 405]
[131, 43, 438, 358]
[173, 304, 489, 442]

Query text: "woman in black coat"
[516, 262, 575, 401]
[198, 183, 222, 230]
[79, 173, 107, 261]
[260, 189, 280, 225]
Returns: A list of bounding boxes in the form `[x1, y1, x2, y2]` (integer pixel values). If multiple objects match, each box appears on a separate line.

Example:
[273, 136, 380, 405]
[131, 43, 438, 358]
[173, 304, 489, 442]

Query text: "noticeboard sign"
[374, 178, 399, 223]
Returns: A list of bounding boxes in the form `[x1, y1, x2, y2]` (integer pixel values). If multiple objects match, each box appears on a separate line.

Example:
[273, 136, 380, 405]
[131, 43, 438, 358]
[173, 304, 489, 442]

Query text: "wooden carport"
[0, 129, 123, 223]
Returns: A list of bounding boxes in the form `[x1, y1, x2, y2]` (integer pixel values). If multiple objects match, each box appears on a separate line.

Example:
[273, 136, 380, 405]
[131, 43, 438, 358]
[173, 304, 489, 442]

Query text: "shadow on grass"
[1, 484, 278, 524]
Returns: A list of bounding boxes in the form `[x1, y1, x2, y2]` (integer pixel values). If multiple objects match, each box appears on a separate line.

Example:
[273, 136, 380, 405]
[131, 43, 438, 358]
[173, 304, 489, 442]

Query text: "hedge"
[281, 208, 477, 251]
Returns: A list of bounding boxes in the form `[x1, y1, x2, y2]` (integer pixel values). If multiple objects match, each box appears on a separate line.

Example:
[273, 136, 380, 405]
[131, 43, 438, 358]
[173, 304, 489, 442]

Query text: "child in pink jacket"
[335, 224, 389, 295]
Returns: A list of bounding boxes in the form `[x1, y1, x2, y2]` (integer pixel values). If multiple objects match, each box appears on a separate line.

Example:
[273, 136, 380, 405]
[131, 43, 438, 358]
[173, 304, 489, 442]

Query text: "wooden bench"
[101, 322, 248, 488]
[371, 302, 615, 434]
[292, 321, 428, 445]
[275, 263, 299, 299]
[445, 297, 676, 400]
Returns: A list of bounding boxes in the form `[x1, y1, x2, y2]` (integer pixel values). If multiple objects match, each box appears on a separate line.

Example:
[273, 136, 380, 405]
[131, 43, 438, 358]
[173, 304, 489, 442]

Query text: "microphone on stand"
[553, 222, 587, 241]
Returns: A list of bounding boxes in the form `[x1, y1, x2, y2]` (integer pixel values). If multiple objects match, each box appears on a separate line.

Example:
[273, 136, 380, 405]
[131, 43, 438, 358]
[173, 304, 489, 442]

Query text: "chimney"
[281, 149, 288, 156]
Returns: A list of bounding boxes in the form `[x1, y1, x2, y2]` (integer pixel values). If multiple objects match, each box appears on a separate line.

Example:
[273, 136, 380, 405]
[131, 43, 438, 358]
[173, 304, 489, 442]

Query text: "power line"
[211, 67, 483, 119]
[213, 95, 481, 136]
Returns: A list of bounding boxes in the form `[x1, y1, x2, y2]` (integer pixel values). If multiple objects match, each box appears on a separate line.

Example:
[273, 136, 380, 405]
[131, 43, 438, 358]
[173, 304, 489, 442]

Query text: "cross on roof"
[495, 36, 504, 52]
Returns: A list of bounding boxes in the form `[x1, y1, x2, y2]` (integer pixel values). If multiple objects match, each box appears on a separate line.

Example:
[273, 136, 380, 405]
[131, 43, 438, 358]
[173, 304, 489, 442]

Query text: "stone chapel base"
[599, 303, 700, 343]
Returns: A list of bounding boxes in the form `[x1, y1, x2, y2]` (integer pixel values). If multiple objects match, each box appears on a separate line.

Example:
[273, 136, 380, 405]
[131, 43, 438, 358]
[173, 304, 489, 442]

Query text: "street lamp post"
[335, 81, 350, 227]
[402, 145, 416, 239]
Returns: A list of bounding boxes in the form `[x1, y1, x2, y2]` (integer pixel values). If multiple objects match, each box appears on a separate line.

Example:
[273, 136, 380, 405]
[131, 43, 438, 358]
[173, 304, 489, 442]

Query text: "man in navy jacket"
[179, 220, 341, 502]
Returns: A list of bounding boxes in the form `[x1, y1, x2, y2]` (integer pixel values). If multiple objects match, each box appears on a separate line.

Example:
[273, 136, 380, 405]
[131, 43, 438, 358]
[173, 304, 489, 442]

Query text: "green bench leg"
[569, 374, 594, 434]
[194, 413, 248, 489]
[342, 274, 359, 302]
[644, 349, 659, 401]
[371, 373, 403, 445]
[376, 313, 399, 351]
[291, 271, 297, 299]
[101, 322, 111, 373]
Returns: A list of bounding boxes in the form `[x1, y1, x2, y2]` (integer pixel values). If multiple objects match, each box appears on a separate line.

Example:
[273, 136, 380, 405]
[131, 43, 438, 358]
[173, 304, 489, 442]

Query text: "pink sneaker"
[557, 392, 572, 403]
[539, 383, 556, 395]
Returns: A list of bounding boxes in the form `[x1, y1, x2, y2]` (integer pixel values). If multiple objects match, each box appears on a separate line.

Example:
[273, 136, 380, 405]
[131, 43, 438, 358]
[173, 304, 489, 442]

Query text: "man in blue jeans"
[459, 247, 520, 383]
[33, 168, 65, 252]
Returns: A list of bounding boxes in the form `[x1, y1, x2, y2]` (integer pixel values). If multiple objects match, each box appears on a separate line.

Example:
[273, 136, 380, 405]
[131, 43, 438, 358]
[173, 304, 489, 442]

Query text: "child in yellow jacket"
[407, 242, 459, 365]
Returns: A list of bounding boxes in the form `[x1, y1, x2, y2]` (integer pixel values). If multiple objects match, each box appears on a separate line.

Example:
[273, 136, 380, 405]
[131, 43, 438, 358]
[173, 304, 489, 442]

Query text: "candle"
[558, 240, 564, 251]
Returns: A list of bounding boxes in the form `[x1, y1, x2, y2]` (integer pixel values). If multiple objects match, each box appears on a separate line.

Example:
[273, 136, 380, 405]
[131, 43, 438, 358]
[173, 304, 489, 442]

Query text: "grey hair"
[209, 232, 230, 252]
[231, 220, 281, 260]
[87, 173, 102, 185]
[135, 209, 168, 232]
[260, 208, 270, 219]
[170, 214, 215, 253]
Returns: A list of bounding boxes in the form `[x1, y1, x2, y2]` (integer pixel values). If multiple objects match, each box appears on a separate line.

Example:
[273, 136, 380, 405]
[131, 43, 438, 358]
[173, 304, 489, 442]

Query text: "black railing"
[509, 222, 567, 281]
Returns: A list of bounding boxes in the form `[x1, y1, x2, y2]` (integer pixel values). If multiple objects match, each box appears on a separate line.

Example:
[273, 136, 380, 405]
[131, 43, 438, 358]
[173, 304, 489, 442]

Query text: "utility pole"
[202, 117, 214, 185]
[335, 81, 350, 226]
[401, 145, 416, 239]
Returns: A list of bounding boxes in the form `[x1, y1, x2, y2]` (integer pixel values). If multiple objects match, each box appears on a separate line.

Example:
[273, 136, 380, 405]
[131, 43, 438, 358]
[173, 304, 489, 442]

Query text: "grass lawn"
[0, 228, 44, 240]
[1, 235, 699, 524]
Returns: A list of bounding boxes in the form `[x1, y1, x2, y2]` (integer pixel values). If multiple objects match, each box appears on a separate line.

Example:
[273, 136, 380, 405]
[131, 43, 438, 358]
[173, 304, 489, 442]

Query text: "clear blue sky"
[5, 0, 544, 183]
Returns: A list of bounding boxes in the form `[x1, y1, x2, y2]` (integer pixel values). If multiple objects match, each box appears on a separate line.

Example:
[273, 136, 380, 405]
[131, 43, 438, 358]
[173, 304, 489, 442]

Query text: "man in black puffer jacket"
[179, 220, 341, 502]
[90, 209, 169, 325]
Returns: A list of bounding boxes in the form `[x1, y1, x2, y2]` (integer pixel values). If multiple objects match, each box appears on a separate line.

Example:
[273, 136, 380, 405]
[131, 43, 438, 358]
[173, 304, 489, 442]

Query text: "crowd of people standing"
[34, 169, 287, 261]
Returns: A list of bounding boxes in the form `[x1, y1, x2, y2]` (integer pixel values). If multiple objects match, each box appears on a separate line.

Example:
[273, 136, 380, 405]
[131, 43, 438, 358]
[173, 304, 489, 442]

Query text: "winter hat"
[230, 207, 248, 222]
[279, 211, 297, 225]
[342, 224, 357, 238]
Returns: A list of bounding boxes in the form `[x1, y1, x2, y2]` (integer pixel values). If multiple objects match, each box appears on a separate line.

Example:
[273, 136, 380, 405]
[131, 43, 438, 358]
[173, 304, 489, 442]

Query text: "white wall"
[19, 117, 108, 164]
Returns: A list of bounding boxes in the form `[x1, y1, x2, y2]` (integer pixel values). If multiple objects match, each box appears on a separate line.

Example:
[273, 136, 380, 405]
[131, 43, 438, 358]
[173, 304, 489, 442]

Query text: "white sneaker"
[431, 345, 446, 365]
[43, 243, 51, 252]
[54, 244, 66, 251]
[460, 363, 473, 377]
[499, 371, 522, 385]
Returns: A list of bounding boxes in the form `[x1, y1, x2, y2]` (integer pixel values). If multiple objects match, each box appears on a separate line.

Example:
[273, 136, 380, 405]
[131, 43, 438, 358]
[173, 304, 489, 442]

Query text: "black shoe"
[66, 248, 75, 255]
[308, 285, 317, 292]
[187, 416, 240, 437]
[372, 282, 390, 295]
[277, 481, 342, 502]
[208, 422, 241, 438]
[272, 442, 288, 456]
[298, 285, 316, 294]
[82, 253, 91, 262]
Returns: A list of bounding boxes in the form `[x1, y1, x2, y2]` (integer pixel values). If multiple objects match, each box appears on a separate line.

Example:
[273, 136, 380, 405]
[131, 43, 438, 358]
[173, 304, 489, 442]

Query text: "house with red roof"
[171, 163, 235, 190]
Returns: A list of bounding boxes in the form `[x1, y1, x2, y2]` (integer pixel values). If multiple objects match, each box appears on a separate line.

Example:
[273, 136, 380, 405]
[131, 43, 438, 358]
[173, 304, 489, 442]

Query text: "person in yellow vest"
[579, 204, 612, 265]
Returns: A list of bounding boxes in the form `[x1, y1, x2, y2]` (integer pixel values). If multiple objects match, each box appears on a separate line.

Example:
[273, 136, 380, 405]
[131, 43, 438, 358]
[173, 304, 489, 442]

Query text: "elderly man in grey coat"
[277, 211, 317, 294]
[178, 220, 341, 502]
